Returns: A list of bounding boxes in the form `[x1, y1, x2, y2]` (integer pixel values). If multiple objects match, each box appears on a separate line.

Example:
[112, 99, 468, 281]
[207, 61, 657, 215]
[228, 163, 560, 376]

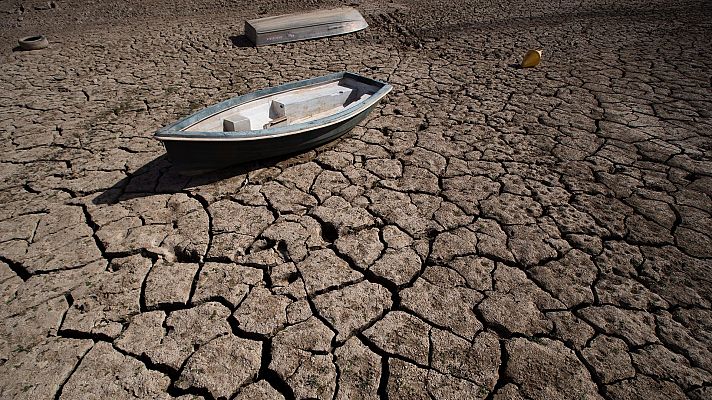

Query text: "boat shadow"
[91, 150, 317, 205]
[229, 35, 254, 48]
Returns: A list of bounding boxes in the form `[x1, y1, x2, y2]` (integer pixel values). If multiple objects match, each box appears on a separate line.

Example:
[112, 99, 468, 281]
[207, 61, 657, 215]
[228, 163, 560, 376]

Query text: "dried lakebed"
[0, 0, 711, 399]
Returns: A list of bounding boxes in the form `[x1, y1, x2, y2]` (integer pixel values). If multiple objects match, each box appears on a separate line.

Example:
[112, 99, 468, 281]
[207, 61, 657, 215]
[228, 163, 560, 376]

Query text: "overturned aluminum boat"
[155, 72, 392, 175]
[245, 7, 368, 46]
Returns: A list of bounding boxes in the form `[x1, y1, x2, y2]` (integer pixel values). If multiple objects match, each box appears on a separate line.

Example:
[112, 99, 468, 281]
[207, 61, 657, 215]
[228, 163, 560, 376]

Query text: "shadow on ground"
[92, 148, 321, 205]
[229, 35, 254, 48]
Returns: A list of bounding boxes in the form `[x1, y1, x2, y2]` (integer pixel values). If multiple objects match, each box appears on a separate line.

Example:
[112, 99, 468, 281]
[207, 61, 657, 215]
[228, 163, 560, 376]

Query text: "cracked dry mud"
[1, 0, 711, 399]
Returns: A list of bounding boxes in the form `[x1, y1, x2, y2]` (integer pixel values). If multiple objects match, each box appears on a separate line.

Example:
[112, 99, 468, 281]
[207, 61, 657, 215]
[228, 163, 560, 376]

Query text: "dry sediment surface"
[1, 0, 711, 399]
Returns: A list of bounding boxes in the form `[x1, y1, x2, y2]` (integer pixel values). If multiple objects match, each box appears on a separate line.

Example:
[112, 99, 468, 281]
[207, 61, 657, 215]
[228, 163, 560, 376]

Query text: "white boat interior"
[184, 77, 380, 132]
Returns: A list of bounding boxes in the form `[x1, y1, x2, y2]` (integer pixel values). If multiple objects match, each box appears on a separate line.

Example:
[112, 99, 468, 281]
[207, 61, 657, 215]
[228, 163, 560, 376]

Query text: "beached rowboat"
[245, 8, 368, 46]
[154, 72, 392, 175]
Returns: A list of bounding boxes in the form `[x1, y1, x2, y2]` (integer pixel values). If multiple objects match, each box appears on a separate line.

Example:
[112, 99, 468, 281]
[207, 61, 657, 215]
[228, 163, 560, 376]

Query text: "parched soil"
[0, 0, 711, 399]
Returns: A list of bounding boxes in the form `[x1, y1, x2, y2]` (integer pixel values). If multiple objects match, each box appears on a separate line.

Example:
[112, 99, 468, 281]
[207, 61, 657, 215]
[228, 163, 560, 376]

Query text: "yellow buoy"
[521, 49, 543, 68]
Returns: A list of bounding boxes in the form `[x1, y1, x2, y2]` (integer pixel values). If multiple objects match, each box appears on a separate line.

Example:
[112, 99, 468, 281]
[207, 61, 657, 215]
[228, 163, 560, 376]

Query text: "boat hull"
[245, 8, 368, 46]
[155, 72, 391, 175]
[162, 103, 377, 175]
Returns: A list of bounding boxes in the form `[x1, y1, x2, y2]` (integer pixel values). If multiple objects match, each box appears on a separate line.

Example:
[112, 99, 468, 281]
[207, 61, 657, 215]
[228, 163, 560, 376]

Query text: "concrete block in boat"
[154, 72, 392, 175]
[245, 7, 368, 46]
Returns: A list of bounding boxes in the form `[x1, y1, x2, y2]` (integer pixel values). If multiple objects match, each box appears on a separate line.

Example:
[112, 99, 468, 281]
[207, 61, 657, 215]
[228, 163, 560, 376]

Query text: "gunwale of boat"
[154, 72, 392, 142]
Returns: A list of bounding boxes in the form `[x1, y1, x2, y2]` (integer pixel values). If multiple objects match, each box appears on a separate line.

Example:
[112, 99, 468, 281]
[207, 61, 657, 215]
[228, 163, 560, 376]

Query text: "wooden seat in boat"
[223, 115, 251, 132]
[263, 89, 355, 128]
[275, 88, 353, 118]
